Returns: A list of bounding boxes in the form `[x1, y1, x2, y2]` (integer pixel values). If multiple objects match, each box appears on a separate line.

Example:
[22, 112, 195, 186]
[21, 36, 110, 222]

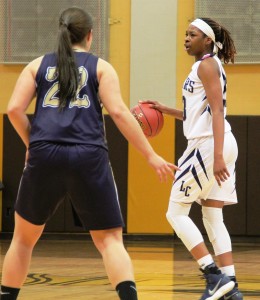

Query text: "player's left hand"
[213, 157, 230, 186]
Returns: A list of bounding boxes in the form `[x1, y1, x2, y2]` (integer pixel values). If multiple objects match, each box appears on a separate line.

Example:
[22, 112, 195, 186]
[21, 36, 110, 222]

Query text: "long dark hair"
[56, 7, 93, 109]
[200, 17, 236, 64]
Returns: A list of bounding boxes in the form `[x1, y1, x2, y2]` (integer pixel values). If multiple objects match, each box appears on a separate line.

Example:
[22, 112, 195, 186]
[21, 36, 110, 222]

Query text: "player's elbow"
[7, 105, 16, 118]
[7, 105, 24, 121]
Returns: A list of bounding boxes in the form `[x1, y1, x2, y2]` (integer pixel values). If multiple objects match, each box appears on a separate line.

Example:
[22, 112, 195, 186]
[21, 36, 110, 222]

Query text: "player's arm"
[139, 100, 183, 120]
[198, 58, 230, 186]
[7, 57, 42, 149]
[97, 58, 179, 181]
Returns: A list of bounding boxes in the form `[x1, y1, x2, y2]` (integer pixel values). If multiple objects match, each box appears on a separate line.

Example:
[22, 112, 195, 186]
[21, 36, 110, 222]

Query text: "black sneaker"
[200, 263, 235, 300]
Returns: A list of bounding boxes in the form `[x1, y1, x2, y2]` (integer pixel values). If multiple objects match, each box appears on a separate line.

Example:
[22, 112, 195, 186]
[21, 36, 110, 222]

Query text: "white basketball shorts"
[170, 131, 238, 205]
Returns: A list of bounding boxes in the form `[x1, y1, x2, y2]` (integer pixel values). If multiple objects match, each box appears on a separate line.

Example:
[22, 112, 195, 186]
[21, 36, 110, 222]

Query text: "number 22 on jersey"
[43, 66, 90, 108]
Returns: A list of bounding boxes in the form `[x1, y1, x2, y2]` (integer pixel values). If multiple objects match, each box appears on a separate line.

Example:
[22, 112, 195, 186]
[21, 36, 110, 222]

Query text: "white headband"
[191, 18, 223, 53]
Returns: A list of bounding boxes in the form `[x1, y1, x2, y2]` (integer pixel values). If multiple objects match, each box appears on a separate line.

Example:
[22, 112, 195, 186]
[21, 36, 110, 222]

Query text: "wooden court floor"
[0, 235, 259, 299]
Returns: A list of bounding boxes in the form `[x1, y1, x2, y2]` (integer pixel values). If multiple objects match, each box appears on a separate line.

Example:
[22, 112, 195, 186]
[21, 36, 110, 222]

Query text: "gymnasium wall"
[128, 0, 177, 233]
[0, 0, 260, 234]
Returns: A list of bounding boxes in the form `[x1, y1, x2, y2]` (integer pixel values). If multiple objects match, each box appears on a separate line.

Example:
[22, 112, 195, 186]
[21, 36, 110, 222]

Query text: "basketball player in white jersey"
[141, 18, 243, 300]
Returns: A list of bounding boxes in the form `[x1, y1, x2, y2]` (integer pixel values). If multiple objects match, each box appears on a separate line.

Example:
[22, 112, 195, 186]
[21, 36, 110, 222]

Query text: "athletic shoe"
[200, 263, 235, 300]
[219, 277, 243, 300]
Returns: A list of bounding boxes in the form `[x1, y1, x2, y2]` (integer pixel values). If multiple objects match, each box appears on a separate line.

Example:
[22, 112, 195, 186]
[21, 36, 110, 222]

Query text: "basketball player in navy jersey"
[0, 7, 178, 300]
[141, 18, 243, 300]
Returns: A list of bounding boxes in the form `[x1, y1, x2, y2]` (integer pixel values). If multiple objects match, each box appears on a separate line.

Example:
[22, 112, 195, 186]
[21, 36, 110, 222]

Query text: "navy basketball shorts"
[15, 142, 124, 230]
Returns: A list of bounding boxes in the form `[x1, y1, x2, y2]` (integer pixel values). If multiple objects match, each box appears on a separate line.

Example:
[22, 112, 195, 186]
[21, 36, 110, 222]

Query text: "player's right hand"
[147, 153, 180, 182]
[139, 100, 167, 114]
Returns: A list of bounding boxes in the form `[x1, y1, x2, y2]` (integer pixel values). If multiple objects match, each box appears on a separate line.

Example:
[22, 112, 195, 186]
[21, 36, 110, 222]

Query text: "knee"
[13, 213, 44, 249]
[13, 230, 43, 250]
[166, 212, 184, 236]
[12, 237, 36, 254]
[202, 206, 223, 242]
[166, 202, 203, 251]
[202, 206, 231, 255]
[166, 202, 191, 235]
[91, 228, 123, 254]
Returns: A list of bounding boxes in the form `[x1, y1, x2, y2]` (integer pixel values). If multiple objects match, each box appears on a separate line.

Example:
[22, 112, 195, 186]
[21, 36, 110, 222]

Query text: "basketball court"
[1, 235, 259, 299]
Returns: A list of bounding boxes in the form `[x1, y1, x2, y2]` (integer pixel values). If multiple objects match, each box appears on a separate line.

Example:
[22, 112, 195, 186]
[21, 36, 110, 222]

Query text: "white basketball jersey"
[182, 54, 231, 139]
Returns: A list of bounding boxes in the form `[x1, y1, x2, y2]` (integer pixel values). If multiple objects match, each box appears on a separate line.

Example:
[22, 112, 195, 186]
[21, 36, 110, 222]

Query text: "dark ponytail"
[200, 17, 236, 64]
[56, 7, 93, 109]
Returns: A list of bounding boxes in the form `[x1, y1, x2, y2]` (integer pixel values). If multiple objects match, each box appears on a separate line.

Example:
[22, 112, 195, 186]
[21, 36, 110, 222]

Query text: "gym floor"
[0, 235, 259, 299]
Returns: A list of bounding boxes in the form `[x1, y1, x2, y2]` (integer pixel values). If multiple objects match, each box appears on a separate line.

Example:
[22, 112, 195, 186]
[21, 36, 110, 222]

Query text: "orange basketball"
[131, 103, 164, 137]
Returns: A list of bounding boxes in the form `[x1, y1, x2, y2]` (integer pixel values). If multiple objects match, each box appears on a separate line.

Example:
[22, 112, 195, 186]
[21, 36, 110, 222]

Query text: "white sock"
[219, 265, 235, 277]
[197, 254, 214, 270]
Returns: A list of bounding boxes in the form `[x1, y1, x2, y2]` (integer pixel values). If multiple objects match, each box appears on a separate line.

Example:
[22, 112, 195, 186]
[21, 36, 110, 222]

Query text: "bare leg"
[190, 241, 210, 260]
[90, 227, 134, 288]
[217, 252, 233, 267]
[1, 212, 45, 288]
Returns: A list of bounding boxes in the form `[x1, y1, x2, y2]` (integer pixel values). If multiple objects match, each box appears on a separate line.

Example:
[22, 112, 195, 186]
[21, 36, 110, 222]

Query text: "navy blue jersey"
[30, 52, 107, 149]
